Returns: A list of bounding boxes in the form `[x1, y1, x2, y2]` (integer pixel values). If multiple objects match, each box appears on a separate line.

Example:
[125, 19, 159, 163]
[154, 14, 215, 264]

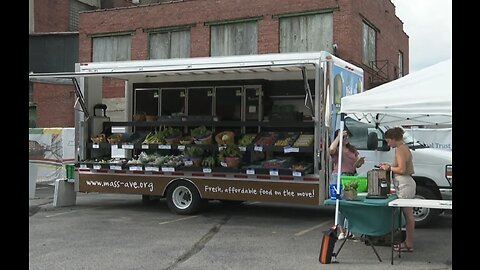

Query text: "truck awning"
[29, 64, 316, 80]
[28, 52, 327, 80]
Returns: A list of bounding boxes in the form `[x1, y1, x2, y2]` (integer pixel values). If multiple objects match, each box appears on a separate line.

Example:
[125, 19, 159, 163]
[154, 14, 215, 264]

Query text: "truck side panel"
[78, 172, 320, 205]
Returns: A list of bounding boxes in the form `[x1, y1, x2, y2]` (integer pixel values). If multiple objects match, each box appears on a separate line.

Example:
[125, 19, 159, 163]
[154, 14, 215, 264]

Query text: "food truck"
[29, 51, 451, 226]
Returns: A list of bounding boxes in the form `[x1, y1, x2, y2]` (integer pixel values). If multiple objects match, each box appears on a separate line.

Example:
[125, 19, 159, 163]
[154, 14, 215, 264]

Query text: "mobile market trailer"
[30, 51, 362, 214]
[29, 52, 450, 226]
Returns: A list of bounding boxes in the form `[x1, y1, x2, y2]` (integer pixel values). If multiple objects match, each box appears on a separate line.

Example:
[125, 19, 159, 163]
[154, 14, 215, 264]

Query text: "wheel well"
[163, 178, 202, 198]
[412, 176, 442, 199]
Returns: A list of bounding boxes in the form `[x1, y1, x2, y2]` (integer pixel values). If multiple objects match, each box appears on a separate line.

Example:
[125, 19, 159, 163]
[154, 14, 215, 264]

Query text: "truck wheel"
[166, 180, 202, 215]
[413, 186, 440, 227]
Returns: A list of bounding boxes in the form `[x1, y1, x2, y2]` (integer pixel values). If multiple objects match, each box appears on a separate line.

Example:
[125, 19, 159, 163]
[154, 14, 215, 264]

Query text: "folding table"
[388, 198, 452, 265]
[325, 195, 403, 262]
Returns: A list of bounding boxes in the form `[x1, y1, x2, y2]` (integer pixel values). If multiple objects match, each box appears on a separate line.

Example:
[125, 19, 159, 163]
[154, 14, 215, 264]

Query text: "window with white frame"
[398, 51, 404, 78]
[362, 22, 376, 67]
[279, 13, 333, 53]
[149, 29, 190, 59]
[92, 34, 131, 62]
[210, 21, 258, 56]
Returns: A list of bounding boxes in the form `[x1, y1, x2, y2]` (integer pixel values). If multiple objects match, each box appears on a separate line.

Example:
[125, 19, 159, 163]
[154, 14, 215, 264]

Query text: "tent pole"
[334, 113, 345, 226]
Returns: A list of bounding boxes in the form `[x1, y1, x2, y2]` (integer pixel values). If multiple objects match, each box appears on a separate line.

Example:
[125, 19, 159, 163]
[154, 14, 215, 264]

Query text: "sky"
[391, 0, 452, 73]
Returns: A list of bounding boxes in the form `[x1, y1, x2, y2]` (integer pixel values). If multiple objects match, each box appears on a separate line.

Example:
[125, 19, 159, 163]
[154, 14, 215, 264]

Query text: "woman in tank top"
[380, 127, 416, 252]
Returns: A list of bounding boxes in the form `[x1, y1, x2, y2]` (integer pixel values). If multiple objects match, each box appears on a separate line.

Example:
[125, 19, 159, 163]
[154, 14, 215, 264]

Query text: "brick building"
[31, 0, 408, 124]
[29, 0, 134, 127]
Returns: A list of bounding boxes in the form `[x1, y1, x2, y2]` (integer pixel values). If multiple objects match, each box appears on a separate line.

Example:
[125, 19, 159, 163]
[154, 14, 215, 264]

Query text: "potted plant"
[215, 131, 235, 145]
[343, 181, 359, 200]
[201, 156, 216, 168]
[191, 126, 212, 144]
[183, 146, 204, 166]
[218, 144, 242, 168]
[179, 135, 194, 145]
[162, 127, 182, 144]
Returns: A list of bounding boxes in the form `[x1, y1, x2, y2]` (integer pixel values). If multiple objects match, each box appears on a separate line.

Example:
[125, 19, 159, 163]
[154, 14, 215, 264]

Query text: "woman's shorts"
[394, 174, 416, 199]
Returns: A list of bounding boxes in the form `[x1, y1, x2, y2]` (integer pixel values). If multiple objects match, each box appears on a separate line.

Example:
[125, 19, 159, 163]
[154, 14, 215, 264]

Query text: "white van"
[346, 117, 452, 227]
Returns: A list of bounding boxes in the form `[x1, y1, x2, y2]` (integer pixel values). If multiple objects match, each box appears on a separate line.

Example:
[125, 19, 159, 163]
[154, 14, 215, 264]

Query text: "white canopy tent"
[333, 58, 452, 225]
[340, 58, 452, 126]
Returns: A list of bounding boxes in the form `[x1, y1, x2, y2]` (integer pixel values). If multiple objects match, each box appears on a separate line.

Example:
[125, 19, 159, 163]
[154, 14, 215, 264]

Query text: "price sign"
[239, 146, 246, 152]
[144, 166, 159, 172]
[269, 170, 279, 176]
[284, 147, 299, 153]
[80, 164, 88, 169]
[92, 143, 99, 149]
[110, 165, 122, 170]
[93, 165, 101, 170]
[122, 144, 134, 149]
[177, 145, 185, 151]
[158, 145, 172, 150]
[203, 168, 212, 173]
[129, 166, 143, 171]
[246, 169, 255, 175]
[254, 145, 263, 152]
[141, 144, 149, 149]
[184, 160, 193, 166]
[292, 171, 302, 177]
[161, 167, 175, 172]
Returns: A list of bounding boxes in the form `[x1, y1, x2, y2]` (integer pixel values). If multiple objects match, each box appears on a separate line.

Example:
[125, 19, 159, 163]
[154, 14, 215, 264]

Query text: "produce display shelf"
[75, 162, 315, 178]
[87, 143, 313, 152]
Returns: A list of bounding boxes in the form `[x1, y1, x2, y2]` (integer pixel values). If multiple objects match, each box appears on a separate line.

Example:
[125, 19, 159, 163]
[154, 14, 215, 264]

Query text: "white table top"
[388, 199, 452, 209]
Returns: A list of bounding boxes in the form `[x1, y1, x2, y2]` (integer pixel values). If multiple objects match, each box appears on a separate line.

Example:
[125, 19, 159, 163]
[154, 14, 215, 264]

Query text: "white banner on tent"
[404, 127, 452, 151]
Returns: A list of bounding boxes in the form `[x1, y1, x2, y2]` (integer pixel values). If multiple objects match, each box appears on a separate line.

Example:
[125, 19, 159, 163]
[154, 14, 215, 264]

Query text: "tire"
[166, 180, 202, 215]
[413, 186, 440, 227]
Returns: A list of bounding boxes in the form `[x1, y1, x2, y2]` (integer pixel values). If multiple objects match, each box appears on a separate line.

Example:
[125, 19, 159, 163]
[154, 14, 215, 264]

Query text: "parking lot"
[29, 184, 452, 270]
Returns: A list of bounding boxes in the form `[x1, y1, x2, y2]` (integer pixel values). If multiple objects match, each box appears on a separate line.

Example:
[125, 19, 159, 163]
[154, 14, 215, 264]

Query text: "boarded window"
[69, 0, 94, 31]
[211, 21, 258, 56]
[149, 30, 190, 59]
[279, 13, 333, 53]
[362, 22, 376, 67]
[92, 35, 131, 62]
[398, 51, 404, 78]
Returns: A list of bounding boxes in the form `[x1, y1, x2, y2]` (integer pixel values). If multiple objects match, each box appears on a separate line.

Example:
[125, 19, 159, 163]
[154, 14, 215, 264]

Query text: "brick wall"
[353, 0, 409, 88]
[102, 77, 126, 98]
[257, 16, 279, 54]
[34, 0, 70, 32]
[77, 0, 408, 96]
[33, 82, 75, 127]
[79, 0, 340, 62]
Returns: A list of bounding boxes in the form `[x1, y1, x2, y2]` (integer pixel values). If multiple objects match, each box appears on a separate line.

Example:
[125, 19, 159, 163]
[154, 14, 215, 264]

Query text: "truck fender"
[412, 176, 442, 200]
[163, 178, 202, 198]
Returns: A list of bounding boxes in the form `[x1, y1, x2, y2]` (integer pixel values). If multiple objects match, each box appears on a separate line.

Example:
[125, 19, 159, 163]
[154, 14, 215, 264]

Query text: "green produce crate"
[341, 175, 367, 192]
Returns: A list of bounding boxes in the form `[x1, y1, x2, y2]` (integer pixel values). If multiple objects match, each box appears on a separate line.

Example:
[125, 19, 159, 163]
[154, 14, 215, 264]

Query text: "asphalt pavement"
[29, 182, 452, 270]
[29, 182, 56, 216]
